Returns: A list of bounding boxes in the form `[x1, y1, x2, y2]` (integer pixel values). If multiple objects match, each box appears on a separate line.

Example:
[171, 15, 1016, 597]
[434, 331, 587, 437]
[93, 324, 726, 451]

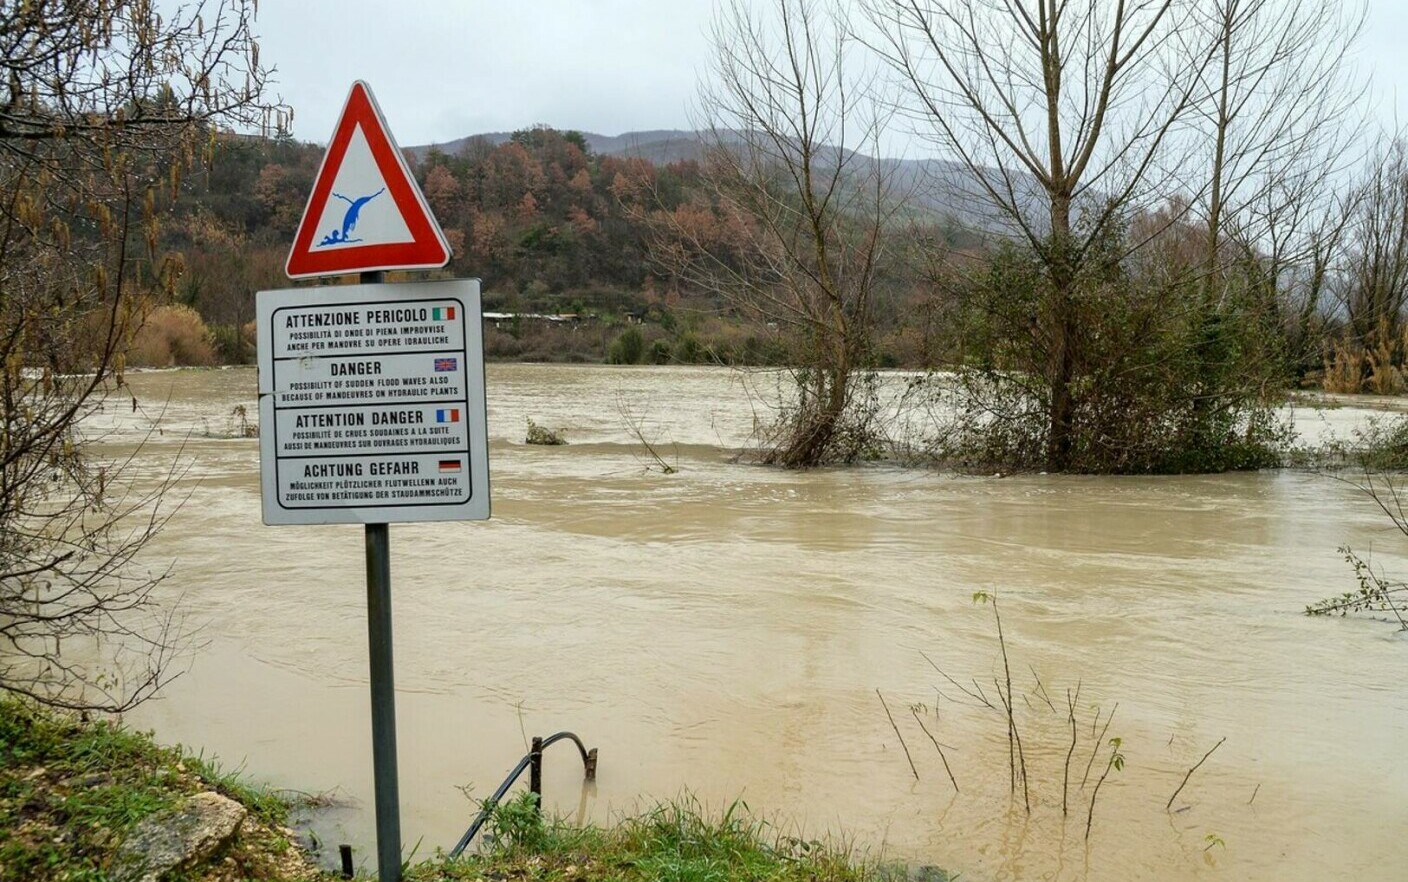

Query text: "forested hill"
[151, 125, 967, 368]
[410, 128, 1023, 232]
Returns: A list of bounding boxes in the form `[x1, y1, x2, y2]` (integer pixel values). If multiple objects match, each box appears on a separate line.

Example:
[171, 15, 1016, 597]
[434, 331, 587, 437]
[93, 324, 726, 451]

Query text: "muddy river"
[103, 365, 1406, 881]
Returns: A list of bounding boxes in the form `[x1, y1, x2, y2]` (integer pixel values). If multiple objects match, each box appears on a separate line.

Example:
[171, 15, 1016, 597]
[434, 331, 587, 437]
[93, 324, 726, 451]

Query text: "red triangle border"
[285, 81, 450, 279]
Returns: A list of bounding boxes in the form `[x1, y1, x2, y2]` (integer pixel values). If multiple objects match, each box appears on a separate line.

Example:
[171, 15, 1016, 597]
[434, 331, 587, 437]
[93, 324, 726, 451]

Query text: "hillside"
[129, 124, 969, 369]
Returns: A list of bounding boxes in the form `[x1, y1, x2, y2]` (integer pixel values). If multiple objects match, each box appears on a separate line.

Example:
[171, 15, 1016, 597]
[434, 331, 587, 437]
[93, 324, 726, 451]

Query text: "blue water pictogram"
[318, 187, 386, 246]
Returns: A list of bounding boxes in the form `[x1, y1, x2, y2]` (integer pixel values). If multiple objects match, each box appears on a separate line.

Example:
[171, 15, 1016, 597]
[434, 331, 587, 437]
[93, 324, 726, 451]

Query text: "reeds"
[888, 592, 1232, 844]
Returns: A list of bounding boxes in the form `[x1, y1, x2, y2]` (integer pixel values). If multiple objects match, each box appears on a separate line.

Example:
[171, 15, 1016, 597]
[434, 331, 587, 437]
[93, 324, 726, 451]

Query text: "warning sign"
[257, 279, 489, 524]
[284, 81, 451, 279]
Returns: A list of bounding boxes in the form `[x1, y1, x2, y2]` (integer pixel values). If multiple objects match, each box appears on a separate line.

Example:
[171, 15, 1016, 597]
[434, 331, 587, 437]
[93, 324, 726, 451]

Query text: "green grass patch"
[406, 792, 933, 882]
[182, 751, 291, 826]
[0, 698, 188, 880]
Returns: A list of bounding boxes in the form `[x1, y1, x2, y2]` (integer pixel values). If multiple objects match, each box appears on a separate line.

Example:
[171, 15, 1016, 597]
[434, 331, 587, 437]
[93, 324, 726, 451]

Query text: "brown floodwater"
[98, 365, 1407, 881]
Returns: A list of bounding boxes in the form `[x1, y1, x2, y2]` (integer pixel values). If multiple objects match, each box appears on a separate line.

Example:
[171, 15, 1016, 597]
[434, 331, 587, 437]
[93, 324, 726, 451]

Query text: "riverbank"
[0, 699, 909, 881]
[0, 698, 323, 881]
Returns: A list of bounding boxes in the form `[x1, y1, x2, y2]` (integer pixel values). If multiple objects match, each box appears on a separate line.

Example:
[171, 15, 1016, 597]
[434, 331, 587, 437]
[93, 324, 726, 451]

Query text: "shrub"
[209, 323, 253, 364]
[525, 419, 567, 445]
[1322, 322, 1408, 396]
[672, 333, 704, 364]
[926, 234, 1290, 474]
[127, 304, 216, 367]
[1305, 413, 1408, 471]
[608, 326, 645, 364]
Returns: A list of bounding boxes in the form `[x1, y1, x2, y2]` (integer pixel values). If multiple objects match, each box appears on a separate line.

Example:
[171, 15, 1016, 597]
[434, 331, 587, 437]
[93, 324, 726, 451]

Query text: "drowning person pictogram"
[319, 187, 386, 246]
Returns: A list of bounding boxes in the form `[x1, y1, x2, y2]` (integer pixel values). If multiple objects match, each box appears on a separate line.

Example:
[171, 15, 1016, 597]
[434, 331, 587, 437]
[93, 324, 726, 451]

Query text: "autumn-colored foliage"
[128, 305, 219, 368]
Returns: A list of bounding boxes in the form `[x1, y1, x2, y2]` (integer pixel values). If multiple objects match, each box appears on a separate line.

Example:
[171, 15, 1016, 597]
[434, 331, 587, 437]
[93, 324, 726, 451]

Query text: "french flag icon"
[436, 408, 461, 423]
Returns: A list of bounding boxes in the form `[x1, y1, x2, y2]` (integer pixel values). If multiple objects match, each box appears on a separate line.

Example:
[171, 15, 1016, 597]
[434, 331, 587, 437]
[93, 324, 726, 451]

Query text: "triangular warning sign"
[285, 81, 451, 279]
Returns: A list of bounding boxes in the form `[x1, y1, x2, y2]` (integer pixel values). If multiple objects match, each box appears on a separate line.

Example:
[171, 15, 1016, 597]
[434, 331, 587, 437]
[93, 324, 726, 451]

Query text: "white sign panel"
[257, 279, 489, 525]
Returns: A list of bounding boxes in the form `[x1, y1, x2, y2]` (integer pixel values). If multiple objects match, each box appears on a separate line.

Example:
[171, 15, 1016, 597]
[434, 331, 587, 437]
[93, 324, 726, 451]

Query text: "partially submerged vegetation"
[1305, 466, 1408, 631]
[26, 0, 1404, 477]
[525, 419, 568, 446]
[1307, 546, 1408, 630]
[1300, 413, 1408, 472]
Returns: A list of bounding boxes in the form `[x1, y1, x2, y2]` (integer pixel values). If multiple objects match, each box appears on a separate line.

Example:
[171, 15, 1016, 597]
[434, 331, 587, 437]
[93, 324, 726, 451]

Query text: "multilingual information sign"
[256, 279, 490, 525]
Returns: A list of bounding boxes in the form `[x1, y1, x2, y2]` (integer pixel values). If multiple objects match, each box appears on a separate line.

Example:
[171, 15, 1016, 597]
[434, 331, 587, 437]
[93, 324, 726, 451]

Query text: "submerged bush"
[1307, 473, 1408, 633]
[924, 233, 1290, 475]
[1307, 546, 1408, 630]
[525, 419, 567, 446]
[1298, 413, 1408, 472]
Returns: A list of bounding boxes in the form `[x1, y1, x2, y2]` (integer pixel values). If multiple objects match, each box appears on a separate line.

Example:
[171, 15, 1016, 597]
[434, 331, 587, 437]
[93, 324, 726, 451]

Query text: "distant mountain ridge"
[409, 129, 710, 165]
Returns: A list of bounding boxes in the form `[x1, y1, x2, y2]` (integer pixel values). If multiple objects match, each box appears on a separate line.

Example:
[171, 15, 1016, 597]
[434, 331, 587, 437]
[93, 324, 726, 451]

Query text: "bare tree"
[1192, 0, 1363, 289]
[865, 0, 1364, 472]
[1247, 174, 1358, 380]
[1163, 0, 1364, 436]
[865, 0, 1213, 470]
[654, 0, 899, 467]
[0, 0, 280, 712]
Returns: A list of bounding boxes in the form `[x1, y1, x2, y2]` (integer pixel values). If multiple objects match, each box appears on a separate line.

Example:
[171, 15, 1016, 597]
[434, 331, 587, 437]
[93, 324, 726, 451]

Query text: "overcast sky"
[257, 1, 1408, 151]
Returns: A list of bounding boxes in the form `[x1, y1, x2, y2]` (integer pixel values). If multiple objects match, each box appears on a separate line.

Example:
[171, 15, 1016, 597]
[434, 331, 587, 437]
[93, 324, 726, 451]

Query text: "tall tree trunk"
[1047, 192, 1076, 472]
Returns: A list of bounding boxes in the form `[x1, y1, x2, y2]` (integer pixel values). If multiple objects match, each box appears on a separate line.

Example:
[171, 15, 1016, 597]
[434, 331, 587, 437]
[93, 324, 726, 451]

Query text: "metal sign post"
[361, 270, 401, 882]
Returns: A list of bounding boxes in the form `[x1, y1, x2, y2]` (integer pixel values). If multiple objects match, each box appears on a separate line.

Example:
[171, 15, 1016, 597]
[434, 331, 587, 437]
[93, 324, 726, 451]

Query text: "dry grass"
[128, 304, 217, 367]
[1323, 320, 1408, 395]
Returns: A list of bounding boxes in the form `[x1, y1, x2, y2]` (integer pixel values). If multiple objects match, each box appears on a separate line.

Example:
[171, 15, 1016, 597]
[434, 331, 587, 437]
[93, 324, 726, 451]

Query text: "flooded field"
[105, 364, 1407, 882]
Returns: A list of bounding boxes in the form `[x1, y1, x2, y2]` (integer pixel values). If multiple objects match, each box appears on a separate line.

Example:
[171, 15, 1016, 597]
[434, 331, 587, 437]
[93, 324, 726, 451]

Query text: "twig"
[990, 594, 1029, 811]
[1166, 737, 1226, 811]
[972, 678, 993, 708]
[1085, 742, 1122, 841]
[919, 649, 995, 709]
[1030, 664, 1057, 713]
[911, 707, 959, 792]
[1247, 783, 1260, 805]
[616, 393, 678, 473]
[877, 689, 918, 781]
[1082, 702, 1118, 789]
[1062, 686, 1078, 816]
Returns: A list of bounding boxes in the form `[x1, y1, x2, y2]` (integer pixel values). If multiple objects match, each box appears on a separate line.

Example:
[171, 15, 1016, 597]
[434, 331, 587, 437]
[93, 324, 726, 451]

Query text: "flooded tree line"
[675, 0, 1381, 473]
